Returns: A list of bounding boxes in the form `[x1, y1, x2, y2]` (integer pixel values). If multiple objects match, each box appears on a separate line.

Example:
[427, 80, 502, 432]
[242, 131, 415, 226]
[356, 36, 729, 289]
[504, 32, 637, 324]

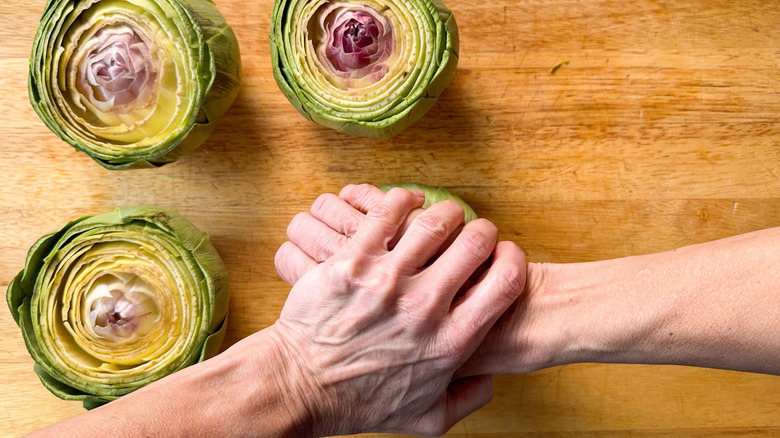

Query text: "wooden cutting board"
[1, 0, 779, 436]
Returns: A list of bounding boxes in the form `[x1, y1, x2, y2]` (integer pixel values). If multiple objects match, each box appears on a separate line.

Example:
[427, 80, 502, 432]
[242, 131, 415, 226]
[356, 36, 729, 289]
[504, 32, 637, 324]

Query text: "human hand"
[271, 187, 526, 436]
[275, 184, 552, 377]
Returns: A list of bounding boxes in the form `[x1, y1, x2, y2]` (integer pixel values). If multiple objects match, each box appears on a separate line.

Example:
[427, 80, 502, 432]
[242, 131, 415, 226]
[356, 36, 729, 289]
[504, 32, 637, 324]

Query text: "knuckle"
[366, 201, 395, 221]
[437, 334, 469, 368]
[385, 186, 416, 203]
[286, 212, 310, 239]
[384, 186, 406, 196]
[359, 268, 398, 297]
[274, 242, 303, 285]
[436, 199, 462, 214]
[353, 183, 374, 193]
[493, 263, 525, 304]
[491, 242, 527, 303]
[273, 242, 291, 271]
[397, 290, 437, 322]
[473, 218, 499, 236]
[310, 193, 336, 217]
[338, 183, 360, 197]
[458, 228, 495, 261]
[338, 184, 357, 199]
[338, 183, 356, 195]
[412, 213, 451, 242]
[341, 183, 373, 204]
[321, 233, 346, 258]
[326, 256, 361, 293]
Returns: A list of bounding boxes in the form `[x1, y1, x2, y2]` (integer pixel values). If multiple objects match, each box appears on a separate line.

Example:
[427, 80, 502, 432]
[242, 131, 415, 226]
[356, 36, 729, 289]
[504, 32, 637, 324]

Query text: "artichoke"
[270, 0, 458, 137]
[6, 207, 229, 409]
[379, 182, 477, 222]
[29, 0, 241, 170]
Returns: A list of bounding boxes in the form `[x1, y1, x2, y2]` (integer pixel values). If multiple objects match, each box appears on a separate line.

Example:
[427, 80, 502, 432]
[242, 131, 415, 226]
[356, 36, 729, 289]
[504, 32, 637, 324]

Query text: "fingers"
[444, 241, 527, 350]
[422, 218, 499, 302]
[390, 200, 465, 271]
[310, 193, 364, 237]
[351, 187, 424, 252]
[275, 241, 319, 285]
[287, 212, 349, 262]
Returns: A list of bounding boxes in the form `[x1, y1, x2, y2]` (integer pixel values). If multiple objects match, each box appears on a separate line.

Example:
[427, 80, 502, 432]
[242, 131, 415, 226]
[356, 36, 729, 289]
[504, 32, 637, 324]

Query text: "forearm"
[466, 227, 780, 375]
[27, 327, 313, 438]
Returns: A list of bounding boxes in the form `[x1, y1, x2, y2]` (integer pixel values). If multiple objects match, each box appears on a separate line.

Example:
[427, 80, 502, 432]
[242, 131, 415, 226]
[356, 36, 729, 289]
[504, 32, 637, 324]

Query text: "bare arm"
[26, 328, 314, 438]
[462, 227, 780, 376]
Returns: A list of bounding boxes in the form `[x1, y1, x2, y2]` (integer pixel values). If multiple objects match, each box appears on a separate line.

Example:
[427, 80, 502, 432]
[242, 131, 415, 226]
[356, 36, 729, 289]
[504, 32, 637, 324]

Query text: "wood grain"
[1, 0, 779, 436]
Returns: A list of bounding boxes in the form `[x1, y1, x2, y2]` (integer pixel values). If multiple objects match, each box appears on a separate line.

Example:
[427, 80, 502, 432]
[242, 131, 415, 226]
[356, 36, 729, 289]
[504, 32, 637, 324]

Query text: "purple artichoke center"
[343, 18, 376, 52]
[91, 291, 150, 337]
[315, 6, 393, 83]
[78, 24, 158, 112]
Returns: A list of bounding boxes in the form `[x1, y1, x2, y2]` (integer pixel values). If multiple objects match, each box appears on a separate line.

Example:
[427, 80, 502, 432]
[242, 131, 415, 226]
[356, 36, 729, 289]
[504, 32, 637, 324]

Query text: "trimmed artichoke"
[29, 0, 241, 170]
[270, 0, 459, 137]
[379, 182, 477, 222]
[6, 207, 229, 409]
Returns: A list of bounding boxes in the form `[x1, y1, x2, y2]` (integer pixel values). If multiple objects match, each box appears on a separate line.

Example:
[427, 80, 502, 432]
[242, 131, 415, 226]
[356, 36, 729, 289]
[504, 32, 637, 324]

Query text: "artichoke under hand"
[6, 207, 229, 409]
[29, 0, 241, 170]
[270, 0, 459, 138]
[379, 182, 477, 222]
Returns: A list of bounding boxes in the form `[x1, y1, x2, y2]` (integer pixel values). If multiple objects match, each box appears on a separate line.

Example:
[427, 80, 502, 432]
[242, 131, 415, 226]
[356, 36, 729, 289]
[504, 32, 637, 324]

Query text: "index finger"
[421, 218, 499, 301]
[443, 240, 526, 354]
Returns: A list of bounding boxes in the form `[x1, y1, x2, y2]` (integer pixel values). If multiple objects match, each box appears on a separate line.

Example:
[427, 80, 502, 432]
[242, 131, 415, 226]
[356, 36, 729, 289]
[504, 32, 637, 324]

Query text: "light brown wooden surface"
[2, 0, 780, 436]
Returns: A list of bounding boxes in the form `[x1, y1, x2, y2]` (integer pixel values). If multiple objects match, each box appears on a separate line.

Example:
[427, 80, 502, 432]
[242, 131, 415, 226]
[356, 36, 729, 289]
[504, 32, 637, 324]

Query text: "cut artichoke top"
[29, 0, 241, 169]
[6, 207, 229, 408]
[271, 0, 459, 137]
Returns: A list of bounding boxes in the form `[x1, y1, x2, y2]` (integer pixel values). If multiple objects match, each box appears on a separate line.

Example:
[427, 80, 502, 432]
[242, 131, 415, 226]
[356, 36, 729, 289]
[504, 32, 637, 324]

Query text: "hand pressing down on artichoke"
[6, 207, 229, 409]
[271, 0, 459, 137]
[29, 0, 241, 169]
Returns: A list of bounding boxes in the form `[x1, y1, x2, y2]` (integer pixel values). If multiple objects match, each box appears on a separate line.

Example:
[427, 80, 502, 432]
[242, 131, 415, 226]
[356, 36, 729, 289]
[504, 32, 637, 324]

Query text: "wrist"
[515, 261, 597, 369]
[227, 325, 319, 437]
[534, 253, 704, 367]
[491, 259, 673, 371]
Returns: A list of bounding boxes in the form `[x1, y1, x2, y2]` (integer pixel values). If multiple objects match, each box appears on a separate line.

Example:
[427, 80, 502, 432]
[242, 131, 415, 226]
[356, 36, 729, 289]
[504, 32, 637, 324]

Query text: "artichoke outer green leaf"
[6, 207, 229, 409]
[28, 0, 241, 170]
[270, 0, 459, 138]
[378, 182, 477, 222]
